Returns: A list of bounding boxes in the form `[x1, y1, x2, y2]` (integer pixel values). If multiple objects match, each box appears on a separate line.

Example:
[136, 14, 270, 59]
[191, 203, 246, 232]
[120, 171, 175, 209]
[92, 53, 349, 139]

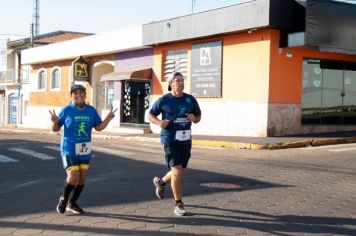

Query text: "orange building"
[143, 0, 356, 137]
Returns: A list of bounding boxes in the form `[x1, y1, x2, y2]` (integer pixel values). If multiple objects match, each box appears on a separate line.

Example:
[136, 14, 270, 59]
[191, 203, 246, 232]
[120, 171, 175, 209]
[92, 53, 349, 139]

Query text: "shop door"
[341, 63, 356, 124]
[122, 81, 150, 124]
[8, 94, 18, 124]
[320, 62, 344, 124]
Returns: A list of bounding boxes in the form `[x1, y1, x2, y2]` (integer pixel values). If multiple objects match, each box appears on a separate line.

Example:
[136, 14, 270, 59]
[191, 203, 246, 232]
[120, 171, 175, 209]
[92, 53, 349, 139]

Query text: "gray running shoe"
[56, 196, 67, 214]
[66, 202, 84, 214]
[153, 177, 165, 199]
[174, 202, 186, 216]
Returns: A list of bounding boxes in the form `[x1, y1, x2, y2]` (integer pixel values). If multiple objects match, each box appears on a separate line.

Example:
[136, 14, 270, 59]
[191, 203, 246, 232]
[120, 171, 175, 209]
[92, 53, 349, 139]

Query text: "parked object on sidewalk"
[50, 84, 117, 214]
[149, 72, 201, 216]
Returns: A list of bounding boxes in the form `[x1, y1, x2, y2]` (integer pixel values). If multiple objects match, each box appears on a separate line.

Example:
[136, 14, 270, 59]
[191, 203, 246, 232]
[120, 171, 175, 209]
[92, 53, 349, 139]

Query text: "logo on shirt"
[75, 116, 90, 137]
[78, 122, 88, 137]
[173, 105, 188, 118]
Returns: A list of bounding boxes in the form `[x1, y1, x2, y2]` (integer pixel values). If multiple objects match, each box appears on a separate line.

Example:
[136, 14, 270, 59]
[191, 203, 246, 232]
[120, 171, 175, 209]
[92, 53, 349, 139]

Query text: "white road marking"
[44, 145, 60, 151]
[8, 148, 56, 160]
[45, 145, 144, 157]
[93, 146, 136, 156]
[328, 147, 356, 152]
[0, 154, 18, 163]
[298, 143, 356, 150]
[0, 142, 32, 146]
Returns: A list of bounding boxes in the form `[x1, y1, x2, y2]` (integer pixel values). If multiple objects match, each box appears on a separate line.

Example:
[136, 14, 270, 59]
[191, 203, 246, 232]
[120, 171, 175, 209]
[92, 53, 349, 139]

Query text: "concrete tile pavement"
[2, 126, 356, 149]
[1, 129, 355, 235]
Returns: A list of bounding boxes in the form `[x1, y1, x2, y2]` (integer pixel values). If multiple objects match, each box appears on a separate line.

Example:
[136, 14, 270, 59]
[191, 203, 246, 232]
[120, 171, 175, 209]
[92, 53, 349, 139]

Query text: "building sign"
[191, 41, 222, 97]
[72, 56, 89, 81]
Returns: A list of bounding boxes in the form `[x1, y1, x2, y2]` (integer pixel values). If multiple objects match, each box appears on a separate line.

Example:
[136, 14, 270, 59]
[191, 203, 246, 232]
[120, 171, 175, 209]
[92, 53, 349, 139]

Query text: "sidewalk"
[2, 126, 356, 149]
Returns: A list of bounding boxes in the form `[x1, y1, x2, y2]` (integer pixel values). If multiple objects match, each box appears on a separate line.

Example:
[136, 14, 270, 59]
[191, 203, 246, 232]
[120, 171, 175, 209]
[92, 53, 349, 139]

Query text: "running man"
[149, 72, 201, 216]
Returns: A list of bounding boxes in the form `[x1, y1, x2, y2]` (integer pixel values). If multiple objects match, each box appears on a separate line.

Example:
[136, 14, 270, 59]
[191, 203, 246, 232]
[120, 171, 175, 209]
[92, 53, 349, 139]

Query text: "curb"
[192, 136, 356, 150]
[2, 128, 356, 150]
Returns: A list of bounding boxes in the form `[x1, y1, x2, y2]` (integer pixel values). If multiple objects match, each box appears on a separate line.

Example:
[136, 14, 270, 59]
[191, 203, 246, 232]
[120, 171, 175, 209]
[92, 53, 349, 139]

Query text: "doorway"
[122, 81, 150, 125]
[8, 94, 18, 124]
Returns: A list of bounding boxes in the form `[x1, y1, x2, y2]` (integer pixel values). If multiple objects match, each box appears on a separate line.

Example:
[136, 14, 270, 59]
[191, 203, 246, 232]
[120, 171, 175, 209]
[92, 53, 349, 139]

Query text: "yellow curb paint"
[311, 137, 356, 146]
[266, 140, 311, 150]
[192, 140, 266, 150]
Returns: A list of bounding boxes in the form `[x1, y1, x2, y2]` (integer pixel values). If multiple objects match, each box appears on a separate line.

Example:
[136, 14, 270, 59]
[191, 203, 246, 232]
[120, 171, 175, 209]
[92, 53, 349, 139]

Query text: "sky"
[0, 0, 247, 40]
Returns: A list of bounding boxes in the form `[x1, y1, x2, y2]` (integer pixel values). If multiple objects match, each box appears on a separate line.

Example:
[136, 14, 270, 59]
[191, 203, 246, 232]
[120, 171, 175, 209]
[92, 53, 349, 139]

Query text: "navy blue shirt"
[149, 93, 201, 144]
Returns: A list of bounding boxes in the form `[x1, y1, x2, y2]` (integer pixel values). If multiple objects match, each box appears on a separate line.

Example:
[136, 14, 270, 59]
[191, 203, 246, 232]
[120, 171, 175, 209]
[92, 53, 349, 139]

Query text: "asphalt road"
[0, 131, 355, 235]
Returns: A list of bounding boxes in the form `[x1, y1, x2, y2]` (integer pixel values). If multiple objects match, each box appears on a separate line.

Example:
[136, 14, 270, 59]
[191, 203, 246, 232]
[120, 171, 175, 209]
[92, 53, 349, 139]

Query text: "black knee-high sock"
[70, 185, 84, 204]
[63, 182, 75, 202]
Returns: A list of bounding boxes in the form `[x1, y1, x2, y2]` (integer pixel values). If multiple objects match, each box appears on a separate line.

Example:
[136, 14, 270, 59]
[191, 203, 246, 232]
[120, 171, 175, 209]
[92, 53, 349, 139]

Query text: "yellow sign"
[72, 56, 89, 81]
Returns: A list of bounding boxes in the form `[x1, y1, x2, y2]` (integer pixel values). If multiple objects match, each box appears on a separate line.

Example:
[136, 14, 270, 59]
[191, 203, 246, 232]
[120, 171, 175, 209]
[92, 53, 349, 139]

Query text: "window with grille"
[51, 68, 61, 90]
[163, 49, 188, 81]
[38, 70, 46, 90]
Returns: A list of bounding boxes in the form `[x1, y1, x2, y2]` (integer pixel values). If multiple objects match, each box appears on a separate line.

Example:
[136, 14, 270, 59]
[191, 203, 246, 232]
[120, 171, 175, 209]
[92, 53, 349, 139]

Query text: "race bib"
[75, 142, 92, 156]
[175, 130, 191, 141]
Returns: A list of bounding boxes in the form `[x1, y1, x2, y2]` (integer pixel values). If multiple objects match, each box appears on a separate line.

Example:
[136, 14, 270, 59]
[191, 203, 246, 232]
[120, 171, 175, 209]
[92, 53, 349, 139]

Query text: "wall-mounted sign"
[72, 56, 89, 81]
[191, 41, 222, 97]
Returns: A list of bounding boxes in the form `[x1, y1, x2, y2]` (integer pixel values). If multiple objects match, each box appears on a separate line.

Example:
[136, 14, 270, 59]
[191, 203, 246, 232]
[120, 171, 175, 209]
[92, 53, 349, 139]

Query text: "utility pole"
[32, 0, 40, 36]
[30, 0, 40, 48]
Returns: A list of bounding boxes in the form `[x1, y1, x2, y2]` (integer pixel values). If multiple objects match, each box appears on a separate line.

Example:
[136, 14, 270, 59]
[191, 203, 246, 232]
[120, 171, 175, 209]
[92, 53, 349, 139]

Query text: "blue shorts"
[61, 155, 90, 171]
[163, 143, 192, 168]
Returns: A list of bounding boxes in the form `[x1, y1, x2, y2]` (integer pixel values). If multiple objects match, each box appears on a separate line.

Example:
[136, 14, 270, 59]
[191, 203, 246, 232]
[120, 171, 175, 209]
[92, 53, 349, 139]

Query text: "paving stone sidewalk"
[0, 129, 355, 235]
[2, 126, 356, 149]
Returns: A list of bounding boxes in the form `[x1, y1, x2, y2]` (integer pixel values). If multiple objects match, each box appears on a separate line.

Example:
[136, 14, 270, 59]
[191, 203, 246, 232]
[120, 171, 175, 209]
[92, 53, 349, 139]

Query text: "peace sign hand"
[49, 109, 58, 123]
[106, 107, 118, 120]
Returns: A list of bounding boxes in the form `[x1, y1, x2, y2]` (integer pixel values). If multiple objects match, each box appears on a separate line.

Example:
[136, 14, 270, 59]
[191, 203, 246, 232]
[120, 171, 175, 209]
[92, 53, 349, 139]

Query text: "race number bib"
[175, 130, 191, 141]
[75, 142, 92, 156]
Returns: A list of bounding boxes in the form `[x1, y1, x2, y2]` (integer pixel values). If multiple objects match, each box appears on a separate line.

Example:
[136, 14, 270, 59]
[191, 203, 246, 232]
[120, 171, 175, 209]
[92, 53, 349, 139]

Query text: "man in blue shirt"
[49, 84, 117, 214]
[149, 72, 201, 216]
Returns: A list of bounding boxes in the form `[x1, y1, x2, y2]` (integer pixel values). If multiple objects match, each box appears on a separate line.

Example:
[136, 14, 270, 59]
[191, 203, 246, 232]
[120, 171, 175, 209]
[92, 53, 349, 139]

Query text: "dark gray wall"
[142, 0, 303, 46]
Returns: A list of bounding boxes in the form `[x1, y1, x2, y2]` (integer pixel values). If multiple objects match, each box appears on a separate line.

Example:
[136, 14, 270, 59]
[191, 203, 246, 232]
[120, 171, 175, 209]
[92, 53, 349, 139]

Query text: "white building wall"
[149, 95, 269, 137]
[22, 105, 57, 129]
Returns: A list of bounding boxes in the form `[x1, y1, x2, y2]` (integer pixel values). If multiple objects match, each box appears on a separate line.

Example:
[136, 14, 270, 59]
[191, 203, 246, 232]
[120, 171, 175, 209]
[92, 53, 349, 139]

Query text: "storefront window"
[105, 81, 114, 108]
[302, 59, 356, 125]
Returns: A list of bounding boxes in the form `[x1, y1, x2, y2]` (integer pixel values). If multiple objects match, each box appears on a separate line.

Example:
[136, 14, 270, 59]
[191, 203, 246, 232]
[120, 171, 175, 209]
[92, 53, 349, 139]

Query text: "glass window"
[38, 70, 46, 90]
[343, 63, 356, 124]
[301, 60, 322, 124]
[51, 68, 61, 89]
[97, 81, 113, 110]
[105, 81, 114, 108]
[163, 49, 188, 81]
[302, 59, 356, 125]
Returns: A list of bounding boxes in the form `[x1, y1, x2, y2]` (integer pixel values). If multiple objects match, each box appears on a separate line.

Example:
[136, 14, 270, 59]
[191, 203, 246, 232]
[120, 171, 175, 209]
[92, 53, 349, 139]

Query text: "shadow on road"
[0, 139, 289, 218]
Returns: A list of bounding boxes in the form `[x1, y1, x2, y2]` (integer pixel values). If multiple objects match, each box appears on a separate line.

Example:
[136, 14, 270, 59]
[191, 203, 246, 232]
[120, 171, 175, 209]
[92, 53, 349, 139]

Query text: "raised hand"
[49, 109, 58, 123]
[106, 107, 118, 120]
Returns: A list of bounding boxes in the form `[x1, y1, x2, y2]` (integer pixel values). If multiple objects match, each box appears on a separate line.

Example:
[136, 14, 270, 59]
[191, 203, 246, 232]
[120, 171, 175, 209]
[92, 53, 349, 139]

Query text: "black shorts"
[163, 143, 192, 168]
[61, 155, 90, 171]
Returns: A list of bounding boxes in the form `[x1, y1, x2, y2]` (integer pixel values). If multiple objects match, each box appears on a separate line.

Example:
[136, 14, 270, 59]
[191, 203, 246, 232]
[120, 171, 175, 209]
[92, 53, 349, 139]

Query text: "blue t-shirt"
[149, 93, 201, 144]
[57, 103, 102, 160]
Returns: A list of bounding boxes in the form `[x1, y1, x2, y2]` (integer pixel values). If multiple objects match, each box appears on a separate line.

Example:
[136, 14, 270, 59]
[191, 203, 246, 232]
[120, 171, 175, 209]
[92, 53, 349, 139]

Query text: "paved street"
[0, 131, 355, 235]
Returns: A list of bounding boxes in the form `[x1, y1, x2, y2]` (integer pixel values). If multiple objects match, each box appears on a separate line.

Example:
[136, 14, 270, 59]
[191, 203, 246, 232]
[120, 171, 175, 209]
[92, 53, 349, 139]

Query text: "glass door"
[320, 61, 343, 124]
[342, 63, 356, 124]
